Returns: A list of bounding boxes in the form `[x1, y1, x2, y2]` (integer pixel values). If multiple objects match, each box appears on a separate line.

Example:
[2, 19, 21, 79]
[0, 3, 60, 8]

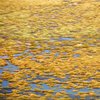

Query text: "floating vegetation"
[0, 0, 100, 99]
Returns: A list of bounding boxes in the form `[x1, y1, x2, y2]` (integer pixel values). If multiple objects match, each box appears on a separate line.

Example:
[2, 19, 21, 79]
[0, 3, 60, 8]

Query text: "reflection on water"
[3, 61, 19, 72]
[59, 37, 74, 41]
[43, 50, 51, 54]
[0, 69, 3, 74]
[73, 54, 80, 58]
[0, 0, 99, 99]
[0, 56, 9, 59]
[0, 36, 99, 99]
[2, 80, 9, 88]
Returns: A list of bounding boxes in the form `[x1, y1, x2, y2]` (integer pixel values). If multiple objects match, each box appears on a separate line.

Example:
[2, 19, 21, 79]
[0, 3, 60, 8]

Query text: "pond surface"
[0, 35, 99, 99]
[0, 0, 100, 99]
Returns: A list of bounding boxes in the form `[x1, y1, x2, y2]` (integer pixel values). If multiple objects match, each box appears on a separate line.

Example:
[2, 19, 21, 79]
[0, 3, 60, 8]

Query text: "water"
[54, 52, 59, 57]
[93, 88, 100, 95]
[13, 49, 33, 57]
[1, 80, 12, 93]
[2, 80, 9, 87]
[3, 61, 19, 72]
[31, 84, 37, 90]
[66, 89, 77, 95]
[13, 53, 22, 57]
[43, 50, 51, 54]
[0, 55, 9, 59]
[59, 37, 74, 41]
[73, 54, 80, 58]
[30, 81, 100, 98]
[41, 84, 50, 90]
[0, 69, 3, 74]
[79, 88, 91, 93]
